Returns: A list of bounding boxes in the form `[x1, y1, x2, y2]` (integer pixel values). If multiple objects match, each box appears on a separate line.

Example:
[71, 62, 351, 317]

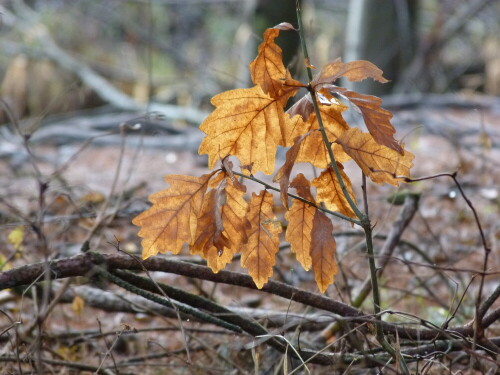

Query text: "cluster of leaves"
[133, 24, 414, 292]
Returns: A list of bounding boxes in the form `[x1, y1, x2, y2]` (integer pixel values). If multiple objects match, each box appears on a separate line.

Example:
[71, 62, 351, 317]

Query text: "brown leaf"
[290, 173, 316, 203]
[132, 173, 215, 259]
[198, 85, 298, 175]
[192, 176, 250, 273]
[308, 59, 401, 153]
[335, 89, 403, 154]
[286, 97, 351, 168]
[335, 128, 414, 186]
[191, 189, 231, 258]
[312, 165, 357, 219]
[222, 180, 251, 251]
[208, 169, 226, 188]
[221, 157, 247, 192]
[285, 175, 316, 270]
[310, 211, 337, 293]
[286, 94, 314, 121]
[311, 58, 388, 90]
[204, 246, 235, 274]
[273, 133, 308, 209]
[249, 28, 288, 97]
[241, 190, 282, 289]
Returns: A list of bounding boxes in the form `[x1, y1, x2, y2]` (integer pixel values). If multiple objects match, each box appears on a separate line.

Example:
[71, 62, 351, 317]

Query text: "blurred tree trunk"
[343, 0, 418, 95]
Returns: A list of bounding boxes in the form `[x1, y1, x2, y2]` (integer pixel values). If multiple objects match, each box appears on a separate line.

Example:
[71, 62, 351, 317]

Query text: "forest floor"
[0, 94, 499, 374]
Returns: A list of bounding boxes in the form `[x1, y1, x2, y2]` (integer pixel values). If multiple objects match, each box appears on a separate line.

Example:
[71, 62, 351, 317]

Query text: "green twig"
[295, 3, 408, 373]
[296, 5, 364, 221]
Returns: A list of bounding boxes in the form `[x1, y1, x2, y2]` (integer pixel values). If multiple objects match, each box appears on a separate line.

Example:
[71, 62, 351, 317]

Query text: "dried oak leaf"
[221, 180, 251, 250]
[198, 84, 299, 175]
[312, 165, 357, 219]
[273, 133, 308, 209]
[285, 174, 316, 270]
[286, 94, 315, 121]
[192, 176, 250, 273]
[221, 157, 247, 192]
[191, 188, 230, 256]
[285, 174, 337, 292]
[286, 95, 351, 168]
[334, 88, 403, 154]
[305, 57, 316, 70]
[132, 173, 215, 259]
[335, 128, 414, 186]
[308, 58, 402, 154]
[311, 58, 388, 90]
[241, 190, 282, 289]
[250, 28, 287, 97]
[310, 211, 337, 293]
[289, 172, 315, 202]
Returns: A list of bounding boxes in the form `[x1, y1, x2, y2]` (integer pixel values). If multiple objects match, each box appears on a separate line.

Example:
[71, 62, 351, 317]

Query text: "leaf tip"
[273, 22, 297, 31]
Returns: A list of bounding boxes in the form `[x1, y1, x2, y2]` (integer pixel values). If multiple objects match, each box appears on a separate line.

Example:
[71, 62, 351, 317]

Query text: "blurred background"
[1, 0, 499, 124]
[1, 2, 499, 373]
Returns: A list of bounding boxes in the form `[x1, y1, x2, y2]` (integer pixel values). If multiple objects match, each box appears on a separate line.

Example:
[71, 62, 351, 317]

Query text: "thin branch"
[402, 171, 492, 351]
[94, 264, 243, 334]
[232, 171, 360, 225]
[478, 283, 500, 319]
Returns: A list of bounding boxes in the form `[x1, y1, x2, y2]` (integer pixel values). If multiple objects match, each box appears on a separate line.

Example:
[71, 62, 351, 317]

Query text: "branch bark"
[1, 251, 495, 343]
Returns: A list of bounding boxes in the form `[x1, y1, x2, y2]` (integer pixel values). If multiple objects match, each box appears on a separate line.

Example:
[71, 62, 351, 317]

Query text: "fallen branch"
[1, 251, 496, 343]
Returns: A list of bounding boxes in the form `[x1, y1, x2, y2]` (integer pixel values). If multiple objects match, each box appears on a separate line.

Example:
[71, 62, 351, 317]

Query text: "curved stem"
[296, 5, 408, 372]
[297, 7, 364, 221]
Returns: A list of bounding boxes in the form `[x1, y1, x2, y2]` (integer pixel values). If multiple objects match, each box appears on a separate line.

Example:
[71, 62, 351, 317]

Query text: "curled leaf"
[273, 133, 308, 209]
[273, 22, 297, 31]
[287, 94, 314, 121]
[334, 88, 403, 154]
[286, 96, 351, 168]
[308, 58, 402, 154]
[250, 28, 288, 97]
[222, 157, 246, 192]
[290, 173, 316, 202]
[191, 189, 231, 258]
[305, 57, 316, 70]
[192, 176, 250, 273]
